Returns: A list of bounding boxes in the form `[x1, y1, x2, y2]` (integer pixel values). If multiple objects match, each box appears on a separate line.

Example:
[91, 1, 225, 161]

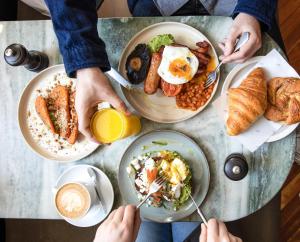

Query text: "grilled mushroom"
[126, 44, 151, 84]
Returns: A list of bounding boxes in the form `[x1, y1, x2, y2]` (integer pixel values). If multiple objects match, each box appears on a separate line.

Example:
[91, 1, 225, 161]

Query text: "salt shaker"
[224, 153, 248, 181]
[4, 43, 49, 72]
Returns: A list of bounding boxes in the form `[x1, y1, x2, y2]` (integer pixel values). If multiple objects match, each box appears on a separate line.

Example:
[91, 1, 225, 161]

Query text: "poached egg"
[158, 46, 199, 85]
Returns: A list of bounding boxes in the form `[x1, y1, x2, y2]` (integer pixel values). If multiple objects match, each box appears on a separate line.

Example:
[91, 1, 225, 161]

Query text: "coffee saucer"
[55, 164, 114, 227]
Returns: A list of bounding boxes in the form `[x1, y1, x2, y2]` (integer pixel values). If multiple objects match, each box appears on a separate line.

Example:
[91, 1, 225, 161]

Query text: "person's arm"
[44, 0, 110, 77]
[45, 0, 128, 141]
[233, 0, 278, 31]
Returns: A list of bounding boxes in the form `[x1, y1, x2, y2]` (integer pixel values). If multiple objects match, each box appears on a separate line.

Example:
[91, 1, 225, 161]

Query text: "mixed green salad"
[127, 150, 192, 210]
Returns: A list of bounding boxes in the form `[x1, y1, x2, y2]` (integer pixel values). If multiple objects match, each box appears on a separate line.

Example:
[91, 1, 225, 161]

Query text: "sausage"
[144, 53, 162, 94]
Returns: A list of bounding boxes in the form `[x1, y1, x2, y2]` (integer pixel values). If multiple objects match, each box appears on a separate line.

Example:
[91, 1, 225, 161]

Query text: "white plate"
[118, 130, 210, 222]
[18, 64, 99, 162]
[222, 57, 298, 142]
[55, 164, 114, 227]
[118, 22, 219, 123]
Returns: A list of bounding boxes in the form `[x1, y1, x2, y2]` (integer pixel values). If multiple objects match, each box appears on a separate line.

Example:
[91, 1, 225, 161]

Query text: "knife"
[106, 68, 143, 90]
[189, 193, 208, 226]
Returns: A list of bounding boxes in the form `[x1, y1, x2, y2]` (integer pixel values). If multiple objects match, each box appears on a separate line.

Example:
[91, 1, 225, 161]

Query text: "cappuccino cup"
[54, 182, 97, 220]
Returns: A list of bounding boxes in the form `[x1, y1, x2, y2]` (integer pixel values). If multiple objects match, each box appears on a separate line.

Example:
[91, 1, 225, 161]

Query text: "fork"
[204, 32, 250, 89]
[137, 175, 166, 209]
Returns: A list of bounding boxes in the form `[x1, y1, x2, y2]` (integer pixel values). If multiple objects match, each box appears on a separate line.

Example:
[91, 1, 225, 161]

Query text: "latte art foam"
[61, 190, 84, 212]
[55, 183, 91, 219]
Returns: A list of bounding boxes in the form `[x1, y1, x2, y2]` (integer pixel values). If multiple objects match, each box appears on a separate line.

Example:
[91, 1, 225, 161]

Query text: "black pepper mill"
[224, 153, 248, 181]
[4, 43, 49, 72]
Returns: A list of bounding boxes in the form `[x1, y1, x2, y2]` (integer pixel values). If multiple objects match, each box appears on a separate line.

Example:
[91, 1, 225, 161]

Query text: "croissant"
[264, 77, 300, 124]
[226, 67, 267, 136]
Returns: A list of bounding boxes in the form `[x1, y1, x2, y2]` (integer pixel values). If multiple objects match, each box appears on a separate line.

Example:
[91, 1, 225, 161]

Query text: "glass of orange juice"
[90, 108, 141, 143]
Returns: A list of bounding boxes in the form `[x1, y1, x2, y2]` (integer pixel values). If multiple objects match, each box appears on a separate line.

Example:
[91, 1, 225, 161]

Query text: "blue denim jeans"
[135, 221, 201, 242]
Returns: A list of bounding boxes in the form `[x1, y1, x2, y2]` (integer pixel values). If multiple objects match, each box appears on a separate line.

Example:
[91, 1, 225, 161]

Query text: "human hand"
[199, 219, 242, 242]
[219, 13, 262, 63]
[94, 205, 141, 242]
[76, 67, 129, 142]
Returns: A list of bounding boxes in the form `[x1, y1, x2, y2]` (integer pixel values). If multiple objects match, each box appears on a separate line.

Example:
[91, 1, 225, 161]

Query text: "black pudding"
[125, 44, 151, 84]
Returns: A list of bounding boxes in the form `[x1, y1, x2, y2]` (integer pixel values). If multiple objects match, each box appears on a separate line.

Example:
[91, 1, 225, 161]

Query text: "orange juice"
[90, 108, 141, 143]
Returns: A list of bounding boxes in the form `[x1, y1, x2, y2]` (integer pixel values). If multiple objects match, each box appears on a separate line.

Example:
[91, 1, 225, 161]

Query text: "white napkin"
[213, 49, 300, 152]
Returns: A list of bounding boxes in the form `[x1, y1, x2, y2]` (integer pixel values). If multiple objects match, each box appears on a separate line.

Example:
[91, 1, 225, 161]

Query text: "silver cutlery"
[137, 175, 166, 209]
[87, 167, 106, 213]
[189, 193, 208, 226]
[204, 32, 250, 89]
[106, 67, 143, 90]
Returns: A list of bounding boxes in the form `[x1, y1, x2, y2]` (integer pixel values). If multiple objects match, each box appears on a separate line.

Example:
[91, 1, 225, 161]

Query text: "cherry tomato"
[161, 79, 183, 97]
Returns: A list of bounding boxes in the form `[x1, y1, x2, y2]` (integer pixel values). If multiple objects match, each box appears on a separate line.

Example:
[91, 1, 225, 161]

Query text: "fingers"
[123, 205, 136, 225]
[105, 93, 130, 115]
[199, 223, 207, 242]
[220, 34, 260, 63]
[218, 42, 226, 53]
[113, 206, 125, 223]
[133, 208, 141, 241]
[229, 233, 242, 242]
[107, 209, 117, 220]
[207, 219, 219, 242]
[223, 26, 241, 56]
[76, 105, 101, 144]
[219, 221, 231, 242]
[201, 219, 240, 242]
[75, 67, 131, 142]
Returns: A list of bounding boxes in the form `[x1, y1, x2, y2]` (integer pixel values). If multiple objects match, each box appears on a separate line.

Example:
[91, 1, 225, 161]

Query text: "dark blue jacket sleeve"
[233, 0, 278, 31]
[44, 0, 110, 77]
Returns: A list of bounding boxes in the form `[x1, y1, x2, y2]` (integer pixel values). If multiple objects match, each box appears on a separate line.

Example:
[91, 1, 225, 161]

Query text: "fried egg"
[158, 46, 199, 85]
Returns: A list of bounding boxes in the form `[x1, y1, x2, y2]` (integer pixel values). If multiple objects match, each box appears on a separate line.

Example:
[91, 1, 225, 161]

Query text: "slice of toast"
[67, 91, 79, 144]
[35, 96, 56, 134]
[47, 85, 71, 139]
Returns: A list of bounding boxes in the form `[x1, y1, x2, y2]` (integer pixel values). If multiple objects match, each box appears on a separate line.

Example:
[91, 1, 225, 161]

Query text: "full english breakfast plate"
[118, 22, 219, 123]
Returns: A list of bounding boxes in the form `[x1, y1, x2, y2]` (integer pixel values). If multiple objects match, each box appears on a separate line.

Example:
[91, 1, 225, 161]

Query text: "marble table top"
[0, 16, 296, 222]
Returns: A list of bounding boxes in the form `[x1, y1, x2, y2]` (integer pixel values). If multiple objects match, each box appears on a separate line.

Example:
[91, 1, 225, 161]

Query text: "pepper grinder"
[4, 43, 49, 72]
[224, 153, 248, 181]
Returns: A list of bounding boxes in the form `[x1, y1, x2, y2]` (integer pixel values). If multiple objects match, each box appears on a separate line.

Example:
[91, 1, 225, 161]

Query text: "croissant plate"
[226, 67, 267, 136]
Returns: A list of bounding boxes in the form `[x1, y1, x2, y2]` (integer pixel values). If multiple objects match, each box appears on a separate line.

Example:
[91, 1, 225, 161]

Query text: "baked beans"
[176, 75, 215, 111]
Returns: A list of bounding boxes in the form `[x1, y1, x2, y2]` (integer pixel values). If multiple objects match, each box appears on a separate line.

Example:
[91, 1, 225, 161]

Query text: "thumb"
[224, 27, 241, 56]
[133, 208, 141, 241]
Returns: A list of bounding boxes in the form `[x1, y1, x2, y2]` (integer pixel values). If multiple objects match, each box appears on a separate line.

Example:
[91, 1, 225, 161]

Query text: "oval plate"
[118, 22, 219, 123]
[18, 64, 99, 162]
[222, 57, 298, 143]
[118, 130, 210, 222]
